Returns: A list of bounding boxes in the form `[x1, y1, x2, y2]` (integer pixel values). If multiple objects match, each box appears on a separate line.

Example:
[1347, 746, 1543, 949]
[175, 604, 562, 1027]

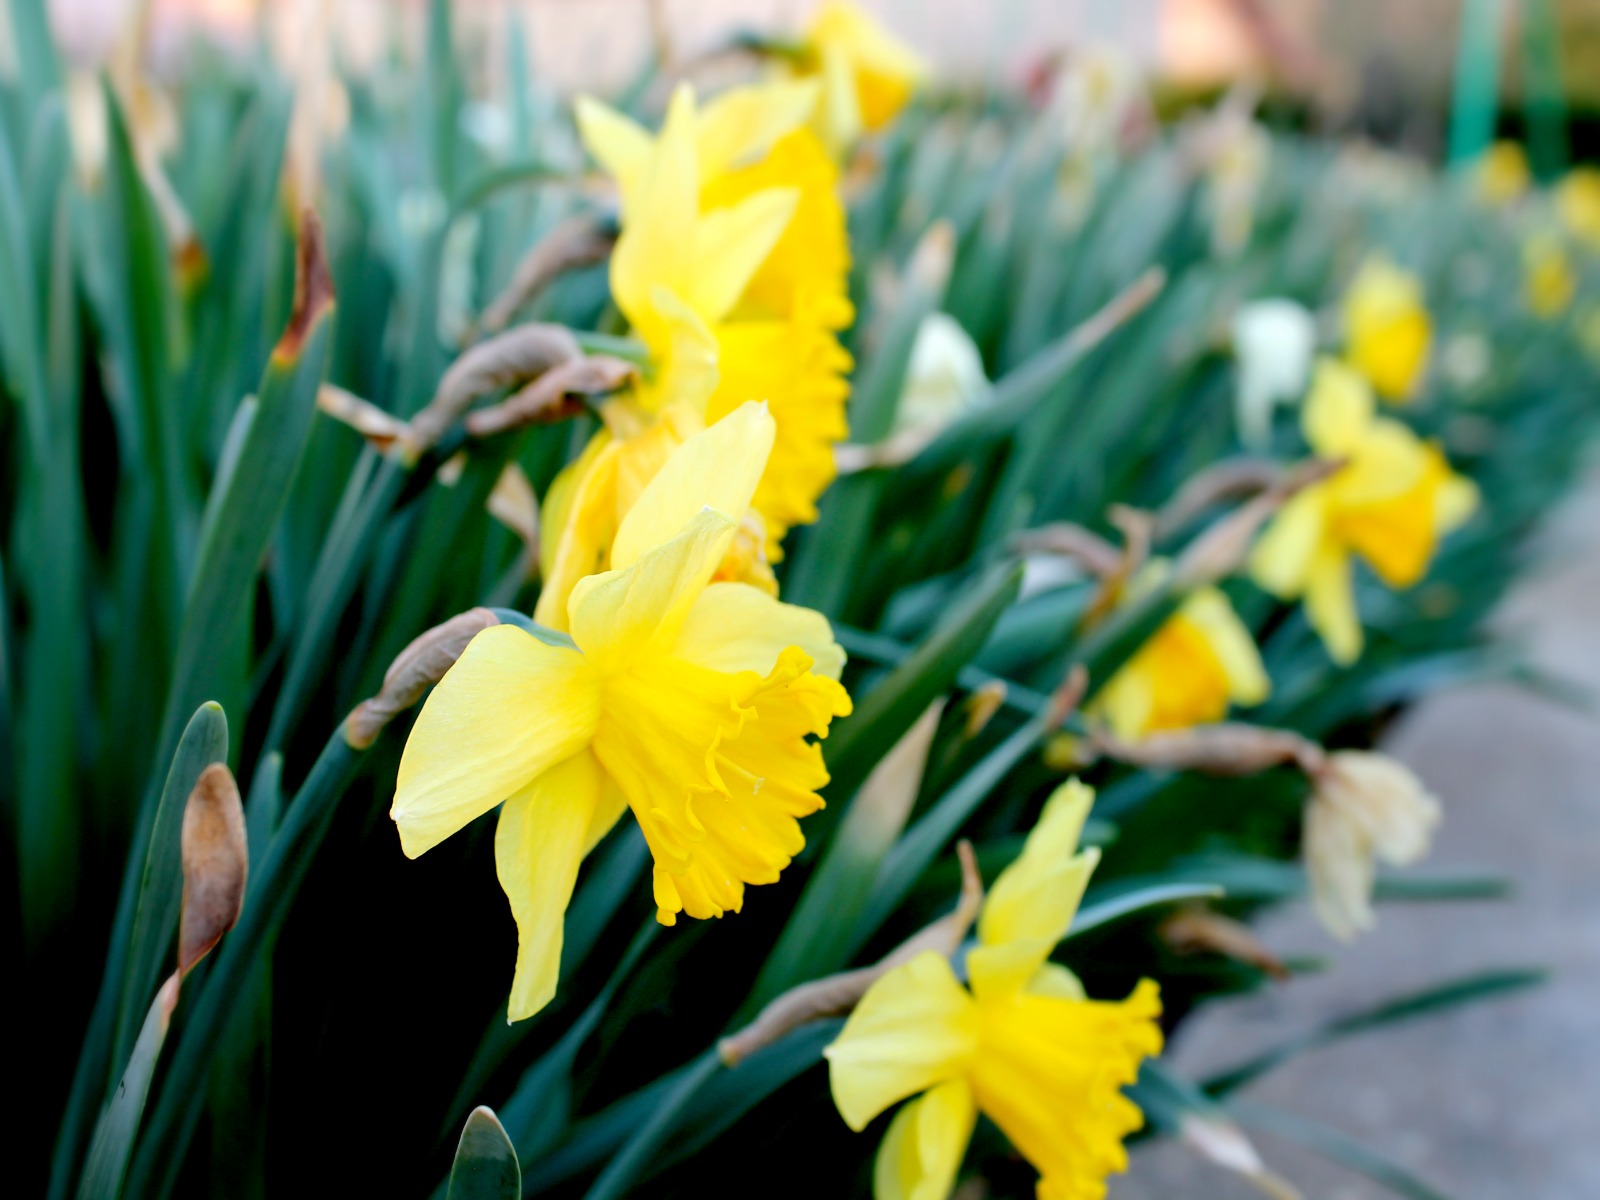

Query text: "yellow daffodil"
[1473, 141, 1530, 206]
[1250, 359, 1479, 664]
[1524, 233, 1577, 317]
[826, 780, 1162, 1200]
[1092, 587, 1269, 740]
[1343, 257, 1432, 402]
[790, 0, 925, 158]
[393, 404, 852, 1020]
[1556, 166, 1600, 251]
[545, 83, 850, 618]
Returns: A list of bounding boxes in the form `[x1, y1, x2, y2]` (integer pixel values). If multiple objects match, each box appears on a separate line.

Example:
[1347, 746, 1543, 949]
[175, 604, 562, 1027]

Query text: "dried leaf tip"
[346, 607, 502, 749]
[178, 763, 248, 977]
[273, 208, 335, 363]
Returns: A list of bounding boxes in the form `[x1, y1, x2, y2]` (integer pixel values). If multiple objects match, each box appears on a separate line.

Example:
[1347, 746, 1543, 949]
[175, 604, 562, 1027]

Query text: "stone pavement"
[1113, 473, 1600, 1200]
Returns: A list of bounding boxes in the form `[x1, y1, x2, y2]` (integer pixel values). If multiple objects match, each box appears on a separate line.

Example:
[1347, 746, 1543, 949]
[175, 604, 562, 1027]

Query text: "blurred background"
[18, 1, 1600, 1197]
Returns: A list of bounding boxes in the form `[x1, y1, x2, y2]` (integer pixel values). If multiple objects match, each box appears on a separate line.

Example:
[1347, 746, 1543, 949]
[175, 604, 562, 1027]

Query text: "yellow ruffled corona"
[1250, 359, 1479, 664]
[791, 0, 926, 158]
[558, 82, 852, 589]
[392, 405, 852, 1021]
[1092, 587, 1270, 739]
[826, 780, 1163, 1200]
[1343, 257, 1432, 402]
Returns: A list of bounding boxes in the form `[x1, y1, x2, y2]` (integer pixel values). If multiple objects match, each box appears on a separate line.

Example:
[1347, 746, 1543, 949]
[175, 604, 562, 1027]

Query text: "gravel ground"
[1113, 474, 1600, 1200]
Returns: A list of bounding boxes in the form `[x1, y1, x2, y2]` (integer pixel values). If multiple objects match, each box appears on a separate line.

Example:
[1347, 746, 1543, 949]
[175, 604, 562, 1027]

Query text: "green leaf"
[1065, 881, 1224, 939]
[447, 1108, 520, 1200]
[77, 976, 180, 1200]
[751, 703, 943, 1005]
[7, 0, 62, 110]
[114, 703, 229, 1083]
[578, 1050, 722, 1200]
[1227, 1099, 1449, 1200]
[1204, 968, 1547, 1098]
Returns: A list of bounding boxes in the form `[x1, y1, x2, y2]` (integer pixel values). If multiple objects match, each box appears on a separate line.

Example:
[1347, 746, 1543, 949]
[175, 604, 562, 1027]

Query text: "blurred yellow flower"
[1556, 166, 1600, 250]
[392, 405, 852, 1020]
[791, 0, 926, 158]
[1305, 751, 1440, 940]
[1474, 141, 1530, 206]
[1343, 257, 1432, 402]
[1524, 233, 1577, 318]
[1250, 359, 1478, 664]
[826, 780, 1162, 1200]
[564, 84, 852, 579]
[1092, 587, 1269, 740]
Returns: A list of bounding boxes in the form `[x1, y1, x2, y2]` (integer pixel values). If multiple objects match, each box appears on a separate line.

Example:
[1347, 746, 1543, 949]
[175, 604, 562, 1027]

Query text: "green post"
[1448, 0, 1507, 167]
[1522, 0, 1569, 180]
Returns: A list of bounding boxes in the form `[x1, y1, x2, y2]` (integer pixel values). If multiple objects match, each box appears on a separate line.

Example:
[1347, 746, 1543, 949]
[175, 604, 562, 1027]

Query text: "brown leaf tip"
[179, 762, 249, 977]
[275, 208, 336, 363]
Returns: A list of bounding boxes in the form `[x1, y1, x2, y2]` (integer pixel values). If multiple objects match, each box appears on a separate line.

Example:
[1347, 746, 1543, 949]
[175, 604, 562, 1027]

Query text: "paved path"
[1114, 474, 1600, 1200]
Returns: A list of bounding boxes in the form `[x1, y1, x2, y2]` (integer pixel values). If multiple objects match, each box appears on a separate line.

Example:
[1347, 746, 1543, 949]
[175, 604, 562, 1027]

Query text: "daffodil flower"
[537, 84, 852, 629]
[1250, 359, 1479, 664]
[392, 404, 852, 1021]
[1524, 232, 1577, 318]
[826, 780, 1162, 1200]
[790, 0, 926, 159]
[1092, 586, 1270, 740]
[1343, 256, 1432, 401]
[1473, 141, 1530, 206]
[1557, 166, 1600, 251]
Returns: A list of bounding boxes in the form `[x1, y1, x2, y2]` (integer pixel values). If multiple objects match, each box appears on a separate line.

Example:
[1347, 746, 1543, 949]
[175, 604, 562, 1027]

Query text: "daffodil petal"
[675, 581, 845, 679]
[1250, 486, 1327, 598]
[610, 84, 698, 341]
[569, 507, 738, 666]
[978, 779, 1096, 950]
[696, 79, 821, 178]
[686, 186, 800, 323]
[392, 626, 600, 858]
[825, 951, 978, 1131]
[644, 288, 720, 415]
[1182, 587, 1270, 706]
[574, 95, 652, 208]
[1301, 358, 1375, 458]
[610, 400, 775, 571]
[495, 750, 602, 1022]
[533, 435, 620, 631]
[1306, 544, 1362, 665]
[873, 1078, 977, 1200]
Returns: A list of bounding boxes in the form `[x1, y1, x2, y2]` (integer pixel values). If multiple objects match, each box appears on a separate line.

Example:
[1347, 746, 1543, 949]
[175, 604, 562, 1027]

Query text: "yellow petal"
[970, 980, 1163, 1195]
[495, 750, 602, 1021]
[636, 288, 719, 415]
[686, 186, 800, 323]
[610, 400, 776, 571]
[1305, 544, 1362, 665]
[569, 507, 738, 668]
[610, 85, 698, 345]
[975, 779, 1099, 993]
[1344, 257, 1431, 402]
[675, 581, 846, 679]
[807, 0, 925, 132]
[1250, 486, 1327, 598]
[874, 1078, 977, 1200]
[1090, 665, 1155, 742]
[696, 79, 822, 179]
[1435, 465, 1479, 534]
[595, 645, 850, 924]
[1027, 962, 1087, 1001]
[574, 95, 652, 209]
[1301, 357, 1374, 458]
[815, 41, 864, 158]
[1181, 588, 1270, 707]
[392, 626, 599, 858]
[534, 434, 620, 631]
[824, 951, 978, 1131]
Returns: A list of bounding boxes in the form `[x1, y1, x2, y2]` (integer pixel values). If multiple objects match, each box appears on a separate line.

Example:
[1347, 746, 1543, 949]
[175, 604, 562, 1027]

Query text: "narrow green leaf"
[1204, 968, 1547, 1098]
[1066, 881, 1224, 939]
[77, 975, 179, 1200]
[7, 0, 62, 109]
[114, 703, 229, 1083]
[447, 1108, 520, 1200]
[579, 1051, 722, 1200]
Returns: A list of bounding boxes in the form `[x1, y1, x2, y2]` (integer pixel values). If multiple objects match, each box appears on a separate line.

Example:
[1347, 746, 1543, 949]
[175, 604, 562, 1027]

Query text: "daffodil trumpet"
[391, 403, 852, 1021]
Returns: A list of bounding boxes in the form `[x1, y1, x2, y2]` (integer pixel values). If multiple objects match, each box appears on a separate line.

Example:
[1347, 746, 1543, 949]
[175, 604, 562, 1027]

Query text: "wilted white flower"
[1231, 299, 1316, 449]
[1304, 751, 1441, 941]
[892, 312, 992, 438]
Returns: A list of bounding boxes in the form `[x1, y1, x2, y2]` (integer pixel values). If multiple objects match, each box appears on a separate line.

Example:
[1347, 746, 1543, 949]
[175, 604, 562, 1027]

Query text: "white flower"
[1231, 299, 1316, 449]
[1304, 751, 1441, 941]
[893, 312, 991, 438]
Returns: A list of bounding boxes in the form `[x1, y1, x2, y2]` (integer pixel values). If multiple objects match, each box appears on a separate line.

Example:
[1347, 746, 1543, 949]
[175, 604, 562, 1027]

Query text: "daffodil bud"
[1231, 299, 1316, 449]
[1304, 751, 1441, 941]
